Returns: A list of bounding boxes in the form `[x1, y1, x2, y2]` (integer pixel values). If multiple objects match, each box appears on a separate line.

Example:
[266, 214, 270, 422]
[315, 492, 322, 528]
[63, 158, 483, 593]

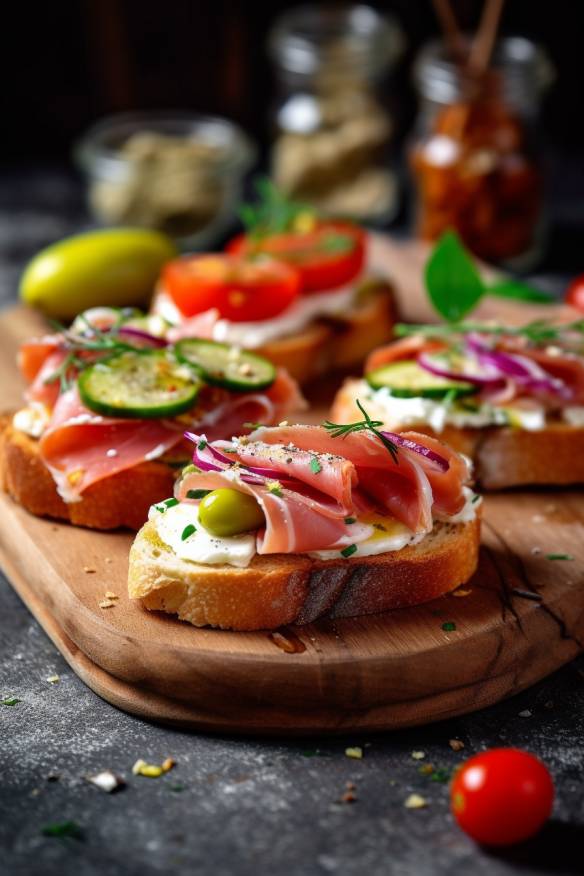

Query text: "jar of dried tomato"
[410, 38, 553, 267]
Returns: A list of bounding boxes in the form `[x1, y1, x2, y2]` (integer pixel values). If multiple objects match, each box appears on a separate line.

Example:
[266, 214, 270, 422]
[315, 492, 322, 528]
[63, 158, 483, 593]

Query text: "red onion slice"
[381, 431, 450, 472]
[117, 326, 167, 348]
[465, 334, 572, 399]
[417, 352, 504, 388]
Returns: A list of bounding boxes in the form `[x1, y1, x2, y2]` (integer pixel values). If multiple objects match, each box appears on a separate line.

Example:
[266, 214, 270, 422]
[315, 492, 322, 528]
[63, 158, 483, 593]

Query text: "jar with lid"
[267, 4, 403, 223]
[410, 37, 553, 268]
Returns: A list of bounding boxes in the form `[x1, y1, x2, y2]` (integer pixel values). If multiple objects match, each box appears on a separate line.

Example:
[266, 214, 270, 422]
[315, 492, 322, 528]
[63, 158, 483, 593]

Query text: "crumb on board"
[519, 709, 532, 718]
[46, 675, 60, 684]
[83, 566, 97, 574]
[411, 751, 426, 760]
[86, 770, 125, 793]
[98, 599, 116, 609]
[132, 757, 176, 778]
[449, 739, 465, 752]
[452, 588, 472, 598]
[104, 591, 119, 600]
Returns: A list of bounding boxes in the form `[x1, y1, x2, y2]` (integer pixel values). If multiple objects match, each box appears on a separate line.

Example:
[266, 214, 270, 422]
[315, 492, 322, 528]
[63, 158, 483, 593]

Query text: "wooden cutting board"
[1, 235, 583, 734]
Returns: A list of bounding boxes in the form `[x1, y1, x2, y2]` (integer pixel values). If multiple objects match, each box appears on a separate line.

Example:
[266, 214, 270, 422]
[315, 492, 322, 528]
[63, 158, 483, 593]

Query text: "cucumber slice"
[174, 339, 276, 392]
[78, 349, 201, 419]
[366, 360, 477, 399]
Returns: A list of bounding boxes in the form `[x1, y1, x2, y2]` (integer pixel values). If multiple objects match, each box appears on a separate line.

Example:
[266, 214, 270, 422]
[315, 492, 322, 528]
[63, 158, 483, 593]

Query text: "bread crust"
[0, 417, 178, 530]
[331, 378, 584, 489]
[128, 516, 480, 630]
[257, 284, 395, 384]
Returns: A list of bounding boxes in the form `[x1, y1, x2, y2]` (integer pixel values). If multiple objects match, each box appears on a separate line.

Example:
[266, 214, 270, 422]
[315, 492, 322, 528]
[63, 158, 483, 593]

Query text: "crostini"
[151, 184, 395, 384]
[330, 321, 584, 489]
[1, 307, 304, 530]
[128, 418, 480, 630]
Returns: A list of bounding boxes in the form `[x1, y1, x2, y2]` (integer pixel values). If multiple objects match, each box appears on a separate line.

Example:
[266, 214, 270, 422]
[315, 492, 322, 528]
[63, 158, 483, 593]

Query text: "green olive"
[20, 228, 177, 320]
[198, 489, 265, 537]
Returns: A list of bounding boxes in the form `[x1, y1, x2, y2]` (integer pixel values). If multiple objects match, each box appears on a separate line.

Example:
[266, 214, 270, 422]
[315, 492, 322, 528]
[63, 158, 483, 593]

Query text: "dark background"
[1, 0, 582, 162]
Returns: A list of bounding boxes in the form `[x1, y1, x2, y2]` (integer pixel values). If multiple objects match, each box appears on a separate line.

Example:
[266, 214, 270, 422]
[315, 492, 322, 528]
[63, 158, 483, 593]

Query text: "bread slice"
[249, 283, 395, 385]
[128, 515, 480, 630]
[331, 378, 584, 490]
[0, 416, 180, 530]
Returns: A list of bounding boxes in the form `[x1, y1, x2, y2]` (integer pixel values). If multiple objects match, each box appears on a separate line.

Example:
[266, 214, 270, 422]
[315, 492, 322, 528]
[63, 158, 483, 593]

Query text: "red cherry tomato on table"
[162, 254, 301, 322]
[566, 274, 584, 312]
[451, 748, 554, 846]
[227, 221, 366, 294]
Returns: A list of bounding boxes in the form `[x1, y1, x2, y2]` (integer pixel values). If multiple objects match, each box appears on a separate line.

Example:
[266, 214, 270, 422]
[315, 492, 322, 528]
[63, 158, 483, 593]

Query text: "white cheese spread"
[12, 403, 50, 438]
[153, 283, 358, 349]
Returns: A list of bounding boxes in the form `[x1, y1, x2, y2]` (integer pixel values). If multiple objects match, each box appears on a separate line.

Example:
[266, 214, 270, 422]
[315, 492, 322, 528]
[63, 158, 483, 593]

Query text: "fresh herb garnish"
[344, 517, 357, 524]
[181, 524, 196, 541]
[239, 178, 314, 240]
[395, 318, 584, 346]
[186, 489, 211, 500]
[545, 553, 574, 561]
[267, 481, 283, 498]
[341, 544, 357, 558]
[471, 494, 481, 503]
[425, 230, 554, 322]
[197, 439, 208, 451]
[41, 821, 83, 840]
[309, 457, 322, 474]
[323, 400, 399, 464]
[442, 621, 457, 632]
[1, 696, 21, 706]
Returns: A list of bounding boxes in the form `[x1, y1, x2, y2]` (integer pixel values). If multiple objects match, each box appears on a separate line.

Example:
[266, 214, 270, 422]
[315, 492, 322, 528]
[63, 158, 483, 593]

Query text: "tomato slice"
[162, 254, 301, 322]
[227, 221, 366, 294]
[566, 274, 584, 313]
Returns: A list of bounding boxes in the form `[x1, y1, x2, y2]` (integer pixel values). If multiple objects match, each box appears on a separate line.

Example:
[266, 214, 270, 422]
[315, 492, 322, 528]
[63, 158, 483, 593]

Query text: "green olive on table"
[20, 228, 177, 320]
[198, 489, 265, 537]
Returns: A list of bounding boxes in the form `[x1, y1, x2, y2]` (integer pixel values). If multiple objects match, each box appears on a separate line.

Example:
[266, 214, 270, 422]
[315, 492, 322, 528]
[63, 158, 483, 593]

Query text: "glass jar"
[410, 37, 553, 268]
[268, 4, 404, 224]
[75, 112, 256, 251]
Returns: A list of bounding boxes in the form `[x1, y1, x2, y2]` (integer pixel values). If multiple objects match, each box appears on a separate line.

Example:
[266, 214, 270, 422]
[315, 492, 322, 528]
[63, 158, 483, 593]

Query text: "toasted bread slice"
[246, 283, 395, 385]
[331, 378, 584, 489]
[0, 417, 181, 530]
[128, 515, 480, 630]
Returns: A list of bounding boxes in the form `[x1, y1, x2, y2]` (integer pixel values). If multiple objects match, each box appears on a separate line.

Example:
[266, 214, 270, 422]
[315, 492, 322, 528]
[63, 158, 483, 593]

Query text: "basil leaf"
[425, 231, 485, 322]
[487, 280, 555, 304]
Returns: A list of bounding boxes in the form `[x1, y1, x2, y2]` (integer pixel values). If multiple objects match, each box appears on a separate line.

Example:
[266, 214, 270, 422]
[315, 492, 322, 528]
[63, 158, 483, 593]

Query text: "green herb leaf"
[162, 498, 179, 508]
[181, 524, 196, 541]
[309, 457, 322, 474]
[344, 517, 357, 524]
[197, 440, 208, 451]
[238, 177, 315, 239]
[341, 544, 357, 558]
[1, 696, 21, 706]
[41, 821, 83, 839]
[425, 231, 485, 322]
[323, 400, 399, 464]
[441, 621, 457, 632]
[487, 279, 555, 304]
[545, 553, 574, 561]
[186, 489, 211, 500]
[267, 481, 283, 498]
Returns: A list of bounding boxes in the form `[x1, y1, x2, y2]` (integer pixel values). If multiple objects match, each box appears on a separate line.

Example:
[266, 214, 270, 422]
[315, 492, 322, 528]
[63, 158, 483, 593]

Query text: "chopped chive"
[163, 498, 179, 508]
[181, 524, 196, 541]
[169, 784, 186, 792]
[41, 821, 83, 839]
[471, 494, 481, 504]
[186, 489, 211, 500]
[442, 621, 457, 632]
[545, 553, 574, 561]
[267, 481, 283, 497]
[309, 457, 322, 474]
[1, 696, 21, 706]
[341, 544, 357, 558]
[197, 439, 207, 450]
[344, 517, 357, 524]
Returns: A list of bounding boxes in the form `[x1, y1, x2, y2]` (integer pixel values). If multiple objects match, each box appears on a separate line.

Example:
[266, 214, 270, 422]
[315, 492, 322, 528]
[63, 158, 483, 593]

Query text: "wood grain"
[1, 236, 583, 733]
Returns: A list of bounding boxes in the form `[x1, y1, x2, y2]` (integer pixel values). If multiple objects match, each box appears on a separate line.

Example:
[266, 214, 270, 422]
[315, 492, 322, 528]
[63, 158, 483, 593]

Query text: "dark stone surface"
[1, 164, 584, 876]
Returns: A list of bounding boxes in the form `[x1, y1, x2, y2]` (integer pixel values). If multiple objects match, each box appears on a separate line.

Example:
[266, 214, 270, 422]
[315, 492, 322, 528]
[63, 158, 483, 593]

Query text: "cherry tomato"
[566, 274, 584, 312]
[162, 254, 301, 322]
[227, 221, 366, 294]
[451, 748, 554, 846]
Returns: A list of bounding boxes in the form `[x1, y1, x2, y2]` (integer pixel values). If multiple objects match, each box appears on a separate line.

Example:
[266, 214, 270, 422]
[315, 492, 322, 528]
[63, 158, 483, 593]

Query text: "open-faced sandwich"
[128, 414, 480, 630]
[331, 320, 584, 489]
[151, 183, 395, 384]
[0, 307, 304, 530]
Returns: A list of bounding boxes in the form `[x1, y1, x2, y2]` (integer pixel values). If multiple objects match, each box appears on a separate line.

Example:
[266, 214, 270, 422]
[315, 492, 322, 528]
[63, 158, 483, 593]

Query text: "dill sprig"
[43, 317, 143, 390]
[238, 177, 315, 240]
[395, 319, 584, 345]
[323, 400, 399, 464]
